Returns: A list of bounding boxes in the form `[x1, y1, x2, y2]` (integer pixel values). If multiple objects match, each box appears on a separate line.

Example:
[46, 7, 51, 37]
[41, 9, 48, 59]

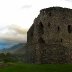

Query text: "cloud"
[0, 34, 27, 43]
[8, 24, 27, 34]
[0, 24, 27, 42]
[65, 0, 72, 1]
[22, 5, 32, 8]
[65, 0, 72, 2]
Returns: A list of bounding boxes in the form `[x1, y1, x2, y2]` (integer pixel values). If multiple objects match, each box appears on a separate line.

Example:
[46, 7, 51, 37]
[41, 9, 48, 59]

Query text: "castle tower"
[27, 7, 72, 64]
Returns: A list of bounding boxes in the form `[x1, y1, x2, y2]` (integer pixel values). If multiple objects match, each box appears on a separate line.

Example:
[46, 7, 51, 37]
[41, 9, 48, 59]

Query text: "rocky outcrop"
[27, 7, 72, 64]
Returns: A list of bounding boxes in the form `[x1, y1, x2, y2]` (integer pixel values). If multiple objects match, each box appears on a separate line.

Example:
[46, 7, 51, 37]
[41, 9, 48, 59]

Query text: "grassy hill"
[0, 63, 72, 72]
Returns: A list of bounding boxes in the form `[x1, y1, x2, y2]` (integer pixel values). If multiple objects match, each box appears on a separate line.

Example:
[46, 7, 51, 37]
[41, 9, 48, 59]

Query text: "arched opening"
[39, 22, 43, 28]
[39, 22, 44, 34]
[68, 25, 71, 33]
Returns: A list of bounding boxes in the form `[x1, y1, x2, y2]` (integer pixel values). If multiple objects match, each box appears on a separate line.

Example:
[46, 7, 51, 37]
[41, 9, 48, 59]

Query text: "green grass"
[0, 63, 72, 72]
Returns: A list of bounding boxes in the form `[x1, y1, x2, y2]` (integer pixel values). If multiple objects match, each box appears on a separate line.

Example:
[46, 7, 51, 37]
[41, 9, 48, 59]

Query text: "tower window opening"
[63, 16, 65, 20]
[49, 12, 51, 16]
[57, 26, 60, 31]
[61, 39, 62, 42]
[39, 22, 43, 28]
[38, 37, 45, 43]
[68, 25, 71, 33]
[48, 23, 50, 27]
[31, 32, 33, 37]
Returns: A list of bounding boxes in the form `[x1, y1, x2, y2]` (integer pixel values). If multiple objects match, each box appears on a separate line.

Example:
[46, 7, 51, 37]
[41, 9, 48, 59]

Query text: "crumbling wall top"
[40, 7, 72, 13]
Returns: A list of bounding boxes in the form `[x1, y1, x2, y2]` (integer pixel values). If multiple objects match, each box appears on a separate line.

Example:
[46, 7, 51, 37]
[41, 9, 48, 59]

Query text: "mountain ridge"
[0, 43, 26, 54]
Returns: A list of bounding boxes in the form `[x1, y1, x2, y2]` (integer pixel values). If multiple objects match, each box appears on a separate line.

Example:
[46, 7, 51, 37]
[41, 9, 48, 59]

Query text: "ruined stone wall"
[27, 7, 72, 64]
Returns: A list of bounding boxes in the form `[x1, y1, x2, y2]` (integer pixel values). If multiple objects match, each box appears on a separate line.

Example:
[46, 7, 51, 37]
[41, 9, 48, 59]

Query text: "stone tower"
[27, 7, 72, 64]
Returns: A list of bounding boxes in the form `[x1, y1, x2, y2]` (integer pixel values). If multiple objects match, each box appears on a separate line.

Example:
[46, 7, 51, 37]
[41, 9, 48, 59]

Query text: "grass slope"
[0, 63, 72, 72]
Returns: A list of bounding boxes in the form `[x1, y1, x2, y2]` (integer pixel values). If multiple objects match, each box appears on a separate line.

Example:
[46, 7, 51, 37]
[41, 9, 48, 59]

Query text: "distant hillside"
[0, 43, 26, 54]
[0, 40, 18, 49]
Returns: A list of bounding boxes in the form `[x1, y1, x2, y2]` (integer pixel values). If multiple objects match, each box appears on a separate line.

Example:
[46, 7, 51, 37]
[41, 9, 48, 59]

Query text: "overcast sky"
[0, 0, 72, 42]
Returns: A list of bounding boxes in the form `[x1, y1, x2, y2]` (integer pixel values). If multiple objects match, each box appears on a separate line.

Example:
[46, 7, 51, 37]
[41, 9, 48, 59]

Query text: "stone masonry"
[27, 7, 72, 64]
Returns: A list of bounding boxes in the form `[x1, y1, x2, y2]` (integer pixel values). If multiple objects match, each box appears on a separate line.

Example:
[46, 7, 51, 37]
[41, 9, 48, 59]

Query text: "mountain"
[0, 43, 26, 54]
[0, 40, 18, 49]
